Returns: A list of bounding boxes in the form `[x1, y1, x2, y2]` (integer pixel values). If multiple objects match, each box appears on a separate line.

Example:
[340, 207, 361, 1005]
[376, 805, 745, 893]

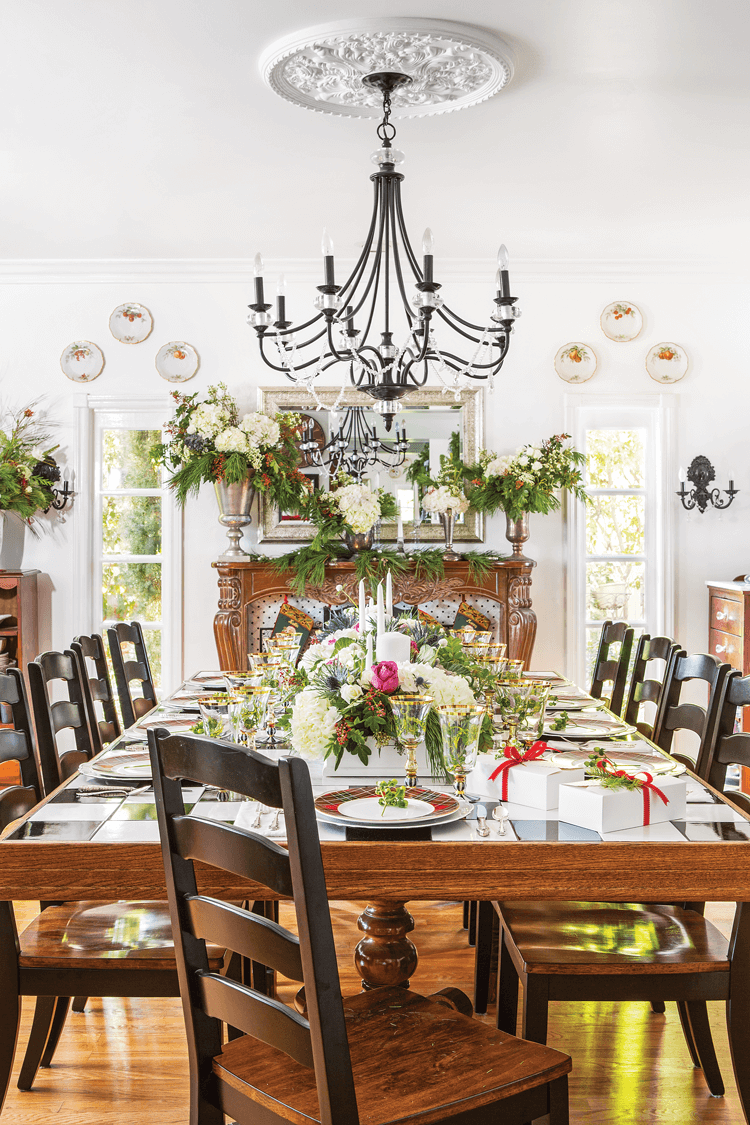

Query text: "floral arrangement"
[301, 471, 397, 542]
[284, 613, 493, 772]
[155, 383, 310, 510]
[0, 403, 62, 520]
[467, 433, 588, 521]
[407, 430, 470, 516]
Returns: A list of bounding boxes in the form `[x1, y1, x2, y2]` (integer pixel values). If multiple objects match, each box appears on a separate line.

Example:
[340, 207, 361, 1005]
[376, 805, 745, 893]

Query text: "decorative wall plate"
[60, 340, 105, 382]
[600, 301, 643, 342]
[646, 342, 688, 383]
[155, 341, 199, 383]
[109, 303, 153, 344]
[260, 18, 514, 118]
[554, 343, 597, 384]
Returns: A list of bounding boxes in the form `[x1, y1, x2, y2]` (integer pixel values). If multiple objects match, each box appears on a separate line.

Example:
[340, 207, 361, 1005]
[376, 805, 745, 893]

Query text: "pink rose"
[410, 640, 419, 655]
[370, 661, 400, 694]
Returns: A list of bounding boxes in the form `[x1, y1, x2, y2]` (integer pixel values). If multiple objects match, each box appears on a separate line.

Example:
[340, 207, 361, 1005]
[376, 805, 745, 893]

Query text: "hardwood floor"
[3, 900, 745, 1124]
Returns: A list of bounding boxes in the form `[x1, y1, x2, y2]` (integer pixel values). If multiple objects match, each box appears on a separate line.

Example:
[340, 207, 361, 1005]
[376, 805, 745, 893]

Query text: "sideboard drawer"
[711, 595, 743, 636]
[709, 628, 742, 670]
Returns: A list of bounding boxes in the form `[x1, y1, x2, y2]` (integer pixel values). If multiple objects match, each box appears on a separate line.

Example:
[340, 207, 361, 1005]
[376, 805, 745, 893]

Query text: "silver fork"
[269, 808, 282, 832]
[251, 803, 265, 829]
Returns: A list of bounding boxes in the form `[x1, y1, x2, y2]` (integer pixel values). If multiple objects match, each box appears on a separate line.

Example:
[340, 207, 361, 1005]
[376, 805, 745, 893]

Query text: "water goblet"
[389, 694, 434, 789]
[435, 704, 486, 800]
[516, 682, 550, 743]
[491, 679, 534, 748]
[224, 669, 264, 692]
[503, 658, 525, 680]
[197, 692, 239, 740]
[228, 687, 271, 751]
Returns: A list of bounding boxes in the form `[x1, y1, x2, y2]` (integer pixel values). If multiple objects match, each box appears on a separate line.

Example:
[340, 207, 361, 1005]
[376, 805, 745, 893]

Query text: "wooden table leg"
[355, 901, 418, 991]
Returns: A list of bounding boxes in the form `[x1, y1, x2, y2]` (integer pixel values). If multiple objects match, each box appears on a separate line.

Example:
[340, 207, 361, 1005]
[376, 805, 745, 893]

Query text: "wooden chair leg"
[727, 992, 750, 1118]
[71, 996, 87, 1012]
[17, 996, 57, 1090]
[40, 996, 72, 1067]
[468, 900, 477, 947]
[473, 900, 493, 1015]
[683, 1001, 724, 1096]
[496, 924, 519, 1035]
[548, 1074, 570, 1125]
[650, 999, 666, 1013]
[0, 991, 20, 1112]
[676, 999, 701, 1068]
[521, 974, 549, 1044]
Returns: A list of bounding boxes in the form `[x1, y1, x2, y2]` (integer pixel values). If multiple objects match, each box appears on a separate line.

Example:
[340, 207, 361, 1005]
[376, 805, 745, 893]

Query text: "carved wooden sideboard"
[211, 558, 536, 670]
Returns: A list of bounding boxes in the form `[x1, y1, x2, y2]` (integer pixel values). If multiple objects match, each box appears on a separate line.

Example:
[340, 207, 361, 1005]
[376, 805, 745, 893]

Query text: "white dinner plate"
[81, 750, 152, 781]
[337, 796, 435, 822]
[315, 804, 468, 831]
[543, 716, 635, 739]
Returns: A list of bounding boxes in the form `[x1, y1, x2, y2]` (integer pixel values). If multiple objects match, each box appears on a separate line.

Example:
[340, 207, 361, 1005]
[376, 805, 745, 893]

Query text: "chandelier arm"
[432, 308, 486, 345]
[437, 302, 493, 334]
[258, 331, 328, 372]
[389, 189, 417, 325]
[357, 227, 386, 347]
[325, 320, 358, 364]
[435, 350, 509, 375]
[384, 178, 392, 337]
[343, 178, 386, 326]
[393, 182, 423, 280]
[334, 179, 382, 308]
[268, 309, 326, 337]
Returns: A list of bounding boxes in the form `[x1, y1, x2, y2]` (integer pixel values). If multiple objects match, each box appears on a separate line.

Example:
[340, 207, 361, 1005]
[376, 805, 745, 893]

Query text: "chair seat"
[495, 900, 729, 974]
[19, 900, 225, 970]
[213, 986, 570, 1125]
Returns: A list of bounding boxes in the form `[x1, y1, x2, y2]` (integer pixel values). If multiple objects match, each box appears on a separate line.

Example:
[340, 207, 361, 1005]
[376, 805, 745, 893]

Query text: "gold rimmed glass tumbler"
[435, 704, 486, 799]
[389, 694, 434, 789]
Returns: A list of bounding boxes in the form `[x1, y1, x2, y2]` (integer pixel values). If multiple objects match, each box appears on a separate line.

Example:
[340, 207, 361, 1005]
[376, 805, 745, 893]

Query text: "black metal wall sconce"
[677, 456, 739, 514]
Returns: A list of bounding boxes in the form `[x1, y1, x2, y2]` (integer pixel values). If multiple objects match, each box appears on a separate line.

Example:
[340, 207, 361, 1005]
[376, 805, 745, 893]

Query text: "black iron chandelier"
[248, 70, 521, 431]
[299, 406, 409, 481]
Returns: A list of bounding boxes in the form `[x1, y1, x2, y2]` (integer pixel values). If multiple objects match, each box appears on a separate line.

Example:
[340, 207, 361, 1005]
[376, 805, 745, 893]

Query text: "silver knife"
[475, 804, 490, 837]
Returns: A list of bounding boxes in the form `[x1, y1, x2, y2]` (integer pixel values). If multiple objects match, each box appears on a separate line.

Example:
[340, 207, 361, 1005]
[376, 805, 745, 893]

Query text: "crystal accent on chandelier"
[248, 70, 520, 431]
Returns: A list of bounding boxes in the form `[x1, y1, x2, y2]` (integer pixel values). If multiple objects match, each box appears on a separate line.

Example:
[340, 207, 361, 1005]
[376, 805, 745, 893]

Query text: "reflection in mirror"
[257, 386, 484, 544]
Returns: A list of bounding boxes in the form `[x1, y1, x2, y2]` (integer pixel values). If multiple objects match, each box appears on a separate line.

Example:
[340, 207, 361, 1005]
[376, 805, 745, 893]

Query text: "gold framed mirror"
[256, 385, 484, 544]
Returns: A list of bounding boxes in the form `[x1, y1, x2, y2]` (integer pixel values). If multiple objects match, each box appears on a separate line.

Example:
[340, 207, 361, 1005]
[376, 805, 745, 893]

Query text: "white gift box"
[468, 753, 585, 810]
[322, 738, 429, 779]
[558, 774, 687, 833]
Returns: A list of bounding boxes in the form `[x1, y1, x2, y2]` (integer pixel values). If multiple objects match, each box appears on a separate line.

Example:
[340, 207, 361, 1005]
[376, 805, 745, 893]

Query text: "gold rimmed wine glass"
[389, 694, 434, 789]
[197, 693, 240, 740]
[228, 687, 271, 751]
[491, 679, 534, 748]
[435, 704, 486, 799]
[224, 669, 264, 692]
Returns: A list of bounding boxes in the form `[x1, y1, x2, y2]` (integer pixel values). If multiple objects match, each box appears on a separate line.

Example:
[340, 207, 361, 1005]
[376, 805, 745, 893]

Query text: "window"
[75, 398, 182, 694]
[565, 397, 673, 687]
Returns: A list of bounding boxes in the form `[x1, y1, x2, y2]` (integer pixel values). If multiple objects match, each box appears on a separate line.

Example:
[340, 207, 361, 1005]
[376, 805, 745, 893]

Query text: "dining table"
[2, 668, 750, 1000]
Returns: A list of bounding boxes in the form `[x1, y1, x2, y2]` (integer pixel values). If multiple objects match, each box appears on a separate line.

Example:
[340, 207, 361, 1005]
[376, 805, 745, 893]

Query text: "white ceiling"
[1, 0, 748, 265]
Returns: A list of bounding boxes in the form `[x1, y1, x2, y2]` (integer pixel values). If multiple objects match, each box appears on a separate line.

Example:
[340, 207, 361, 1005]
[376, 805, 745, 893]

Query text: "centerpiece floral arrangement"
[0, 402, 63, 520]
[467, 433, 588, 521]
[300, 471, 397, 542]
[284, 611, 493, 773]
[155, 383, 310, 511]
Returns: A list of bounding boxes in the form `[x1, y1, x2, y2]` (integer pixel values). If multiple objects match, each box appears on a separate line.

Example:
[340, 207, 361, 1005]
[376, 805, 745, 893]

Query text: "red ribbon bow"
[488, 740, 551, 801]
[593, 758, 669, 826]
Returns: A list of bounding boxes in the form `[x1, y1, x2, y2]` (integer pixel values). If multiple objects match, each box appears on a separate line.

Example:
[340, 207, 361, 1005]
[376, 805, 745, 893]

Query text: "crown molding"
[0, 257, 735, 284]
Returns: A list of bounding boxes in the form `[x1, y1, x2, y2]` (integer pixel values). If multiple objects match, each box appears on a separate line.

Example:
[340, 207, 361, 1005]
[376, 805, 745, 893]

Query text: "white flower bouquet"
[468, 433, 588, 521]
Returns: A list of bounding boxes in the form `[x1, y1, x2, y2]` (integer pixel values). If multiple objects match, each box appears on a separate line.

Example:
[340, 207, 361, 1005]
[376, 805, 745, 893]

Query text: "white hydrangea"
[188, 402, 228, 438]
[334, 483, 381, 534]
[485, 456, 511, 478]
[214, 427, 249, 454]
[240, 413, 281, 448]
[423, 665, 476, 706]
[422, 486, 469, 515]
[299, 628, 362, 674]
[290, 688, 340, 759]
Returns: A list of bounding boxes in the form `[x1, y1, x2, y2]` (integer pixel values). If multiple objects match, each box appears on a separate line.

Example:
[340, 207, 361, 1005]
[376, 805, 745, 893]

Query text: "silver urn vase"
[505, 512, 531, 560]
[214, 478, 257, 559]
[438, 509, 460, 561]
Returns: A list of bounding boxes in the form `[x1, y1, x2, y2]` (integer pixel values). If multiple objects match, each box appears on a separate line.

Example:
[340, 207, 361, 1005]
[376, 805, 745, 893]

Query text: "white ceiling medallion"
[259, 18, 514, 119]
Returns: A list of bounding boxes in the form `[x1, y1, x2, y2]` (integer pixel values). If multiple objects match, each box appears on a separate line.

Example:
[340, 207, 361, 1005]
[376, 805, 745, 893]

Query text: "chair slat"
[173, 817, 293, 899]
[50, 700, 85, 734]
[198, 973, 314, 1069]
[159, 734, 284, 808]
[664, 702, 708, 738]
[186, 896, 303, 981]
[0, 729, 32, 766]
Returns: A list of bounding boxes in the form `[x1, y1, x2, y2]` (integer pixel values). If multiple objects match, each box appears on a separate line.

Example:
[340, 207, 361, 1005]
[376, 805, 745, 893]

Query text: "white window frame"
[564, 394, 675, 686]
[74, 395, 183, 691]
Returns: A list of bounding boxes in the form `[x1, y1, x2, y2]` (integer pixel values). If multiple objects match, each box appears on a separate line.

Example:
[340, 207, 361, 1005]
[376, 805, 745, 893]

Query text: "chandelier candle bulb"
[497, 244, 510, 298]
[275, 274, 287, 323]
[321, 228, 335, 286]
[422, 227, 434, 284]
[253, 252, 265, 305]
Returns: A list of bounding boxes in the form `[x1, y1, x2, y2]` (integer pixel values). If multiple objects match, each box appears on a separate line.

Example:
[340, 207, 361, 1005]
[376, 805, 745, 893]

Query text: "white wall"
[2, 266, 746, 680]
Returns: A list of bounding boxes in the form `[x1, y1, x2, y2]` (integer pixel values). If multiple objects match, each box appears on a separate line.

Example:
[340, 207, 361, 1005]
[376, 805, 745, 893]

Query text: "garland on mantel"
[271, 544, 508, 596]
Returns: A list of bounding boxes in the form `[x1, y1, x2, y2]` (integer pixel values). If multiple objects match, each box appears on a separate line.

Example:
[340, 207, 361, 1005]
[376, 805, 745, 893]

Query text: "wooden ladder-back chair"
[27, 650, 98, 794]
[71, 633, 121, 751]
[623, 634, 680, 738]
[589, 620, 634, 716]
[107, 621, 157, 729]
[0, 668, 41, 824]
[148, 729, 572, 1125]
[651, 650, 731, 778]
[706, 670, 750, 815]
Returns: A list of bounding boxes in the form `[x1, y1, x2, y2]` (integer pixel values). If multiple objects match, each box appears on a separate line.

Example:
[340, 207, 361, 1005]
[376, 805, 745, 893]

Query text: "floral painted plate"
[60, 341, 105, 382]
[646, 342, 688, 384]
[155, 341, 199, 383]
[554, 342, 597, 384]
[315, 786, 461, 828]
[600, 302, 643, 342]
[109, 303, 153, 344]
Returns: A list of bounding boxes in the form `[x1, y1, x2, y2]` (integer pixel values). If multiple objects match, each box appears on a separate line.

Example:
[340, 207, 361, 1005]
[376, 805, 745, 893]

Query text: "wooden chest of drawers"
[707, 579, 750, 790]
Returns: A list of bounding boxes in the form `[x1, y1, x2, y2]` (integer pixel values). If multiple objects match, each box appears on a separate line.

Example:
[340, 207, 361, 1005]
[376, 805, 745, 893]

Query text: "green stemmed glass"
[228, 687, 271, 751]
[435, 704, 486, 799]
[389, 694, 434, 789]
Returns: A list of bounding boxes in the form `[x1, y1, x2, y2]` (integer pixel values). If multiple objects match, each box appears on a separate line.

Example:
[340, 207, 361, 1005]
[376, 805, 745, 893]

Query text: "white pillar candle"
[385, 571, 393, 618]
[376, 631, 412, 665]
[358, 578, 366, 635]
[376, 583, 385, 637]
